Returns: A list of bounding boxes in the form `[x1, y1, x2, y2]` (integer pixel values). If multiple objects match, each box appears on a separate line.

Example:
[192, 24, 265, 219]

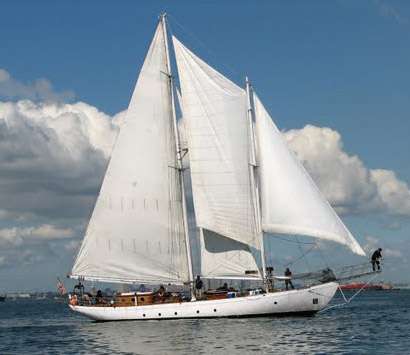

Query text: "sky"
[0, 0, 409, 292]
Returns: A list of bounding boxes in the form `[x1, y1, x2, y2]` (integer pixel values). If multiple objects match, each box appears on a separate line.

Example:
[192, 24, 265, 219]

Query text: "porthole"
[121, 298, 126, 302]
[214, 309, 217, 312]
[131, 298, 135, 302]
[140, 297, 145, 302]
[174, 312, 177, 315]
[274, 302, 277, 305]
[143, 314, 146, 317]
[197, 310, 200, 314]
[158, 313, 161, 316]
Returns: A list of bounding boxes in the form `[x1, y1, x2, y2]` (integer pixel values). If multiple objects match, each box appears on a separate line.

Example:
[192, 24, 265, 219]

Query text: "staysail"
[200, 229, 261, 279]
[173, 36, 259, 249]
[253, 93, 365, 256]
[71, 23, 189, 284]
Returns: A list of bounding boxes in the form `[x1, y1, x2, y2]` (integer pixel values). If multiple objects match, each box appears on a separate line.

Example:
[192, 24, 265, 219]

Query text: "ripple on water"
[1, 292, 410, 354]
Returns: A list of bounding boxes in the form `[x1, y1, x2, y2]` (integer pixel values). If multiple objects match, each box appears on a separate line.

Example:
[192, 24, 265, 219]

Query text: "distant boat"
[0, 295, 5, 302]
[68, 14, 371, 322]
[340, 283, 393, 291]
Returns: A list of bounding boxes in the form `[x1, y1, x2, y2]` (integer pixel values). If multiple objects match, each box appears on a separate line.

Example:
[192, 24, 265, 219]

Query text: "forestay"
[200, 229, 261, 280]
[253, 93, 365, 256]
[173, 36, 258, 248]
[71, 23, 189, 284]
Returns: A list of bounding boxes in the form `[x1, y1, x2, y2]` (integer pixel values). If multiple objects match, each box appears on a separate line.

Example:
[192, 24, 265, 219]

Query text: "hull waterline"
[69, 282, 338, 321]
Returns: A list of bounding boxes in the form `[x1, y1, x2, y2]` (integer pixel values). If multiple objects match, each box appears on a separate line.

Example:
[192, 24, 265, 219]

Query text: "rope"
[283, 244, 316, 267]
[317, 274, 379, 313]
[167, 14, 244, 84]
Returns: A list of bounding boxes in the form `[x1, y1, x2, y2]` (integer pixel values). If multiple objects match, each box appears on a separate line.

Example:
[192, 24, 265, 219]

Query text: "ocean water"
[0, 290, 409, 355]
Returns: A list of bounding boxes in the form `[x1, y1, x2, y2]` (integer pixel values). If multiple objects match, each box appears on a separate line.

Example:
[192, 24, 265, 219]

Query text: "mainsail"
[71, 23, 189, 284]
[172, 36, 259, 249]
[253, 93, 366, 256]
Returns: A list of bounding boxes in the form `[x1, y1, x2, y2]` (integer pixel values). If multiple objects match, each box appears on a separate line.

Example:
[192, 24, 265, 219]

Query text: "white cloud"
[0, 224, 75, 246]
[64, 239, 80, 252]
[0, 100, 120, 223]
[0, 69, 74, 103]
[371, 0, 408, 24]
[284, 125, 410, 219]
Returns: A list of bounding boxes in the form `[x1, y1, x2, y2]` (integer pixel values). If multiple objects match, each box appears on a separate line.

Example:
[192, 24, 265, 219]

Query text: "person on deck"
[217, 283, 229, 291]
[284, 268, 295, 290]
[74, 282, 84, 294]
[371, 248, 383, 271]
[195, 276, 203, 300]
[82, 292, 92, 305]
[96, 290, 105, 304]
[157, 285, 165, 296]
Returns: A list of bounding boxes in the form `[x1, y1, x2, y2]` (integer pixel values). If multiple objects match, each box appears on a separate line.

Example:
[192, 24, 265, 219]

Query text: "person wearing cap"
[371, 248, 382, 271]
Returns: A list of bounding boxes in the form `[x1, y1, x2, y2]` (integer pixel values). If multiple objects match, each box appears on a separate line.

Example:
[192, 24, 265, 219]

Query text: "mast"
[245, 77, 267, 284]
[161, 14, 195, 294]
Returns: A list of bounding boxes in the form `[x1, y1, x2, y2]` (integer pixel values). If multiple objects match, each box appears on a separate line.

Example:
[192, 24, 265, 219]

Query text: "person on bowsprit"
[371, 248, 383, 271]
[284, 268, 295, 290]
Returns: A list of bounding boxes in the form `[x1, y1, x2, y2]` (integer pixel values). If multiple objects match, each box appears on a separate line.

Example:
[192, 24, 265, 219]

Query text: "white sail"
[200, 229, 261, 279]
[71, 23, 189, 284]
[253, 93, 365, 256]
[173, 36, 258, 249]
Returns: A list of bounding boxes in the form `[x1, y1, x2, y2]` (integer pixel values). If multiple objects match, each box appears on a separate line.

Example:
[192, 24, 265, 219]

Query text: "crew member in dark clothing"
[195, 276, 203, 299]
[371, 248, 382, 271]
[284, 268, 295, 290]
[96, 290, 105, 304]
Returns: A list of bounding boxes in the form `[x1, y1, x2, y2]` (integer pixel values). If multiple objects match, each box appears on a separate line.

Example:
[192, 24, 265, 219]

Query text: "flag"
[57, 277, 68, 295]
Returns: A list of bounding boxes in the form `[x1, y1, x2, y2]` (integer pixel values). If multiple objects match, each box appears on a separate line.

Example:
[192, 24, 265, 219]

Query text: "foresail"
[173, 36, 259, 248]
[71, 23, 189, 284]
[254, 93, 366, 256]
[200, 229, 261, 280]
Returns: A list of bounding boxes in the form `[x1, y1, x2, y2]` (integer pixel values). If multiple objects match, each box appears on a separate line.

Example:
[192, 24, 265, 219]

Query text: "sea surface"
[0, 290, 409, 354]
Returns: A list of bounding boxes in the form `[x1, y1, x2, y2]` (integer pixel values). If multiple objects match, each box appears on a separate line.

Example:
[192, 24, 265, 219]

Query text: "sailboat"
[68, 14, 368, 321]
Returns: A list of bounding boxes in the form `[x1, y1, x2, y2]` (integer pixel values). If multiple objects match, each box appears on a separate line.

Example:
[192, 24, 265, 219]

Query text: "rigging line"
[316, 242, 336, 271]
[318, 273, 379, 313]
[296, 236, 312, 272]
[283, 244, 317, 267]
[267, 234, 316, 245]
[167, 14, 244, 84]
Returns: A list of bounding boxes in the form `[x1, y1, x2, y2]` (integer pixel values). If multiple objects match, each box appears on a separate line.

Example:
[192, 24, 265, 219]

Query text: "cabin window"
[121, 298, 126, 302]
[313, 298, 318, 304]
[196, 310, 200, 314]
[274, 302, 277, 305]
[143, 314, 146, 317]
[131, 298, 135, 303]
[214, 309, 217, 312]
[174, 312, 177, 315]
[140, 297, 145, 302]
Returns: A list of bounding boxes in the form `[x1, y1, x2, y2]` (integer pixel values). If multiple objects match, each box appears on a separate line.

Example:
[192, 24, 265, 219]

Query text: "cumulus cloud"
[0, 69, 74, 103]
[284, 125, 410, 219]
[0, 96, 123, 269]
[0, 100, 122, 223]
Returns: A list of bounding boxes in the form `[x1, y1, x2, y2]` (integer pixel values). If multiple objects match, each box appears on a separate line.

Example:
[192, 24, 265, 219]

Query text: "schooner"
[68, 14, 368, 321]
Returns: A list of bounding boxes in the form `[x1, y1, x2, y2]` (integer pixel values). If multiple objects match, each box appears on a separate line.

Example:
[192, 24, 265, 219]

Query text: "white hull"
[70, 282, 338, 321]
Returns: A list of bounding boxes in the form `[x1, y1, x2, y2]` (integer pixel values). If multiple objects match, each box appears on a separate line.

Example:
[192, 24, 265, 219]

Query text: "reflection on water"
[1, 291, 409, 354]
